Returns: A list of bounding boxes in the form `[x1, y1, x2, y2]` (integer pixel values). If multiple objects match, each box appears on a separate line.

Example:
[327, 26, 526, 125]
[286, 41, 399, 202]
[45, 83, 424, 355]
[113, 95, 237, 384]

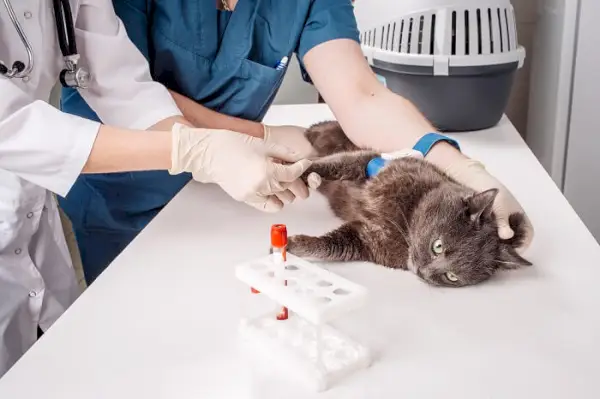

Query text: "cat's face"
[407, 188, 531, 287]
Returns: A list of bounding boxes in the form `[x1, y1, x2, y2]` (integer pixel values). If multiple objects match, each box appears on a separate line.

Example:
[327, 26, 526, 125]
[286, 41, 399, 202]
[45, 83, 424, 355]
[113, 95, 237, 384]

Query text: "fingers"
[264, 142, 304, 163]
[496, 218, 515, 240]
[307, 172, 322, 189]
[247, 195, 285, 213]
[274, 189, 296, 205]
[271, 159, 312, 183]
[286, 178, 309, 200]
[273, 177, 310, 205]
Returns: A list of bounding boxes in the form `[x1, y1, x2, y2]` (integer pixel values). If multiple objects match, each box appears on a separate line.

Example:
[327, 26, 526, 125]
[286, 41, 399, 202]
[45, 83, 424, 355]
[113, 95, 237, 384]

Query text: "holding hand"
[263, 124, 316, 159]
[444, 158, 534, 251]
[169, 124, 311, 212]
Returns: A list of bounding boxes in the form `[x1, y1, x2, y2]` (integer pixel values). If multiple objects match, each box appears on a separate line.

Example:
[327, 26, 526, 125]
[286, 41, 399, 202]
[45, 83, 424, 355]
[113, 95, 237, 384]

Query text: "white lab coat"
[0, 0, 182, 378]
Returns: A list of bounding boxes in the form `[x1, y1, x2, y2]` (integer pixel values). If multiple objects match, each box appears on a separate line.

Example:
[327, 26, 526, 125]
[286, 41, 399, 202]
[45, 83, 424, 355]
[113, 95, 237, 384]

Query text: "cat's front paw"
[288, 235, 317, 257]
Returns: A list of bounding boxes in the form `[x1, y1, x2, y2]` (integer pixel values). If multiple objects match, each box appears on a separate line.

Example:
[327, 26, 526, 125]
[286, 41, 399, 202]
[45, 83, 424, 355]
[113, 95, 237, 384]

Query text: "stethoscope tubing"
[1, 0, 34, 78]
[1, 0, 80, 81]
[52, 0, 78, 57]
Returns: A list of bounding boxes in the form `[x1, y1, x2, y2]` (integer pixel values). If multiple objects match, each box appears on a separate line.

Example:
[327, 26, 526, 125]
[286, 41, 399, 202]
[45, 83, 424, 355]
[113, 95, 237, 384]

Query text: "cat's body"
[288, 121, 531, 288]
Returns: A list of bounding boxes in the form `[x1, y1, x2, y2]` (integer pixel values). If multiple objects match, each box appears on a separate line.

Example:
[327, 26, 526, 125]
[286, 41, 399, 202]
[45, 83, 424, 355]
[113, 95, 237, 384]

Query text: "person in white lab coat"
[0, 0, 311, 378]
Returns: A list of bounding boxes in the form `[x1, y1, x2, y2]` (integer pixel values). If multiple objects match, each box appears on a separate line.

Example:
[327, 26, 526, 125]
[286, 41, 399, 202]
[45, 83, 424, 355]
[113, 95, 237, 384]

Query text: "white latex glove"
[443, 158, 534, 251]
[169, 123, 311, 212]
[263, 124, 316, 159]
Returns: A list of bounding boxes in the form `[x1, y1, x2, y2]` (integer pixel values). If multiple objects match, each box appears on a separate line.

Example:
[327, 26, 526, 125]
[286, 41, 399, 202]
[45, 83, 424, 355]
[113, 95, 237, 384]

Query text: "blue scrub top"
[61, 0, 360, 122]
[57, 0, 360, 283]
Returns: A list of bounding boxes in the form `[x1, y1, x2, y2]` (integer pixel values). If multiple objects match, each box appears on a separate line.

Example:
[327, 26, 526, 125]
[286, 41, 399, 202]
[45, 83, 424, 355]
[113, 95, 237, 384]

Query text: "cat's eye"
[431, 239, 444, 255]
[445, 272, 459, 282]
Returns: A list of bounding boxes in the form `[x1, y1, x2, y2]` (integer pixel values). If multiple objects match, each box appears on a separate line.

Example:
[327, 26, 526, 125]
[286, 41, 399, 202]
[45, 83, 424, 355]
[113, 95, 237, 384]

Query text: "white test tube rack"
[235, 253, 372, 392]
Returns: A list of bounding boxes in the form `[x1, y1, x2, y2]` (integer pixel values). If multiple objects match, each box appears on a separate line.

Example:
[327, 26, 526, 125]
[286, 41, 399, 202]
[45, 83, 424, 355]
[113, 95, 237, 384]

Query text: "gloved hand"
[443, 158, 534, 251]
[169, 123, 312, 212]
[263, 124, 316, 159]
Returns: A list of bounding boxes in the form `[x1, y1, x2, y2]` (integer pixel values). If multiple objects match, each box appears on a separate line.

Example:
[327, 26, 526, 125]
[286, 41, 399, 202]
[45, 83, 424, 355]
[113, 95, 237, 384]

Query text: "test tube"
[271, 224, 289, 321]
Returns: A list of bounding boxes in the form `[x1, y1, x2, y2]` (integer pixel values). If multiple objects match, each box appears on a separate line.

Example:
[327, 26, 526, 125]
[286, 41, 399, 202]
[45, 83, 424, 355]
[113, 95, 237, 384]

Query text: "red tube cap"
[271, 224, 287, 247]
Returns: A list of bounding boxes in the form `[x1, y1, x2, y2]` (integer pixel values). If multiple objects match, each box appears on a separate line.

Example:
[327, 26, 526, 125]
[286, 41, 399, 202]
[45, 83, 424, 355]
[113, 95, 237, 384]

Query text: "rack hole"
[391, 22, 396, 51]
[333, 288, 350, 296]
[285, 265, 299, 271]
[315, 297, 332, 304]
[316, 280, 333, 287]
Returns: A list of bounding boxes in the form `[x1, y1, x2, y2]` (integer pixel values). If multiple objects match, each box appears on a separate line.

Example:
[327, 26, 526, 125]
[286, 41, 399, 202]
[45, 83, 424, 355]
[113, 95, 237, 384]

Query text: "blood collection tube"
[271, 224, 289, 321]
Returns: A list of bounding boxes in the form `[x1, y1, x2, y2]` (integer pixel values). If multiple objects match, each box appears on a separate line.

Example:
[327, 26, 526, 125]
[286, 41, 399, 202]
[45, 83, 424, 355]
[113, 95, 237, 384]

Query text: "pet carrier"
[354, 0, 525, 131]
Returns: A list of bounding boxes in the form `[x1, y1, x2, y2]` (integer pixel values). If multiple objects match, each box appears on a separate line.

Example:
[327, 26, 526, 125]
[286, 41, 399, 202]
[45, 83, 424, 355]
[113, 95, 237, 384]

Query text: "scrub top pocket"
[229, 58, 287, 120]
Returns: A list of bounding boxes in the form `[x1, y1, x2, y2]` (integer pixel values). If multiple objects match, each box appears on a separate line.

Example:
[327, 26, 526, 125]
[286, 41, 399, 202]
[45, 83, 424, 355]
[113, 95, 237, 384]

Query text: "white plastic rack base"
[235, 253, 371, 392]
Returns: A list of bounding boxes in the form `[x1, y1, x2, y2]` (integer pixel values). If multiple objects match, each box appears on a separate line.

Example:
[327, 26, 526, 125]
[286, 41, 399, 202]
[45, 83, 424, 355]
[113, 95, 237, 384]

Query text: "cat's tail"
[305, 121, 360, 157]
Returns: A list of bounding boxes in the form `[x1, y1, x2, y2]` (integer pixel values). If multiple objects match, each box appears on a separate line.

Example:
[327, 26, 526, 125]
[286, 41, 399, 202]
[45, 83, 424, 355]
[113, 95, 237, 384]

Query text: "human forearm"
[336, 83, 466, 167]
[82, 125, 172, 173]
[148, 114, 194, 131]
[169, 90, 264, 138]
[304, 39, 465, 168]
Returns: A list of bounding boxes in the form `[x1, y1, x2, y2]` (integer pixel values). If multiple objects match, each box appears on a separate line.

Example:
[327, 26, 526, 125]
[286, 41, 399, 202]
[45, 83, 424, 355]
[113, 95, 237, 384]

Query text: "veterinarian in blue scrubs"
[59, 0, 534, 284]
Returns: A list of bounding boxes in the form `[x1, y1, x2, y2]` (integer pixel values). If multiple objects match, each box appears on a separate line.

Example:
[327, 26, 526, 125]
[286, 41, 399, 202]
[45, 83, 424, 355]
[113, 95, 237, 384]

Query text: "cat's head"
[407, 188, 532, 287]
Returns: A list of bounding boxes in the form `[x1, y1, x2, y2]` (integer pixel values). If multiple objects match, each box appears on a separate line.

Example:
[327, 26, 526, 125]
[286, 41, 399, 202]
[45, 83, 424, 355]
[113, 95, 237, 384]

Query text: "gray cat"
[287, 121, 532, 288]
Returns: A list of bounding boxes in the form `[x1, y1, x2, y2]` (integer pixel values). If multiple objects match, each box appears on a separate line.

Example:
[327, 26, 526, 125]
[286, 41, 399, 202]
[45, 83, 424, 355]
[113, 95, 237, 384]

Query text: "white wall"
[562, 0, 600, 240]
[507, 0, 539, 136]
[272, 56, 318, 105]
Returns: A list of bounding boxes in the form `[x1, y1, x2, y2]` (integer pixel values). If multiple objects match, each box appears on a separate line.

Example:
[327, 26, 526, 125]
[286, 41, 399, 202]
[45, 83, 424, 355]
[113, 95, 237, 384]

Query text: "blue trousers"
[58, 170, 192, 285]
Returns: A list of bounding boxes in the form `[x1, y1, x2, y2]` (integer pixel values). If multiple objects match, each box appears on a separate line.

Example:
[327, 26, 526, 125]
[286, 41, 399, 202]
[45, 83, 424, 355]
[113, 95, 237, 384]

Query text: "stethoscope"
[0, 0, 90, 88]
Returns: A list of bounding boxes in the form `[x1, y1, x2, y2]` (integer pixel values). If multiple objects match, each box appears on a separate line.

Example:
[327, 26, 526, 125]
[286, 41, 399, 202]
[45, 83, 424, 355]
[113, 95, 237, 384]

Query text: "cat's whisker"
[382, 214, 411, 248]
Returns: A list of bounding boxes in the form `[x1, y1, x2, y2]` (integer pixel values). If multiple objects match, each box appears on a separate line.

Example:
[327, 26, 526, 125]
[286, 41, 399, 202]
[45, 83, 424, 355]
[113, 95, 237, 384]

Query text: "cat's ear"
[497, 244, 533, 269]
[467, 189, 498, 225]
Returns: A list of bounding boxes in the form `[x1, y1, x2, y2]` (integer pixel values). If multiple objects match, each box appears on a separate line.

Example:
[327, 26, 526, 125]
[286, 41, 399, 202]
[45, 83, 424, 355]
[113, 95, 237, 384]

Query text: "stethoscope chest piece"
[59, 55, 90, 89]
[1, 0, 91, 89]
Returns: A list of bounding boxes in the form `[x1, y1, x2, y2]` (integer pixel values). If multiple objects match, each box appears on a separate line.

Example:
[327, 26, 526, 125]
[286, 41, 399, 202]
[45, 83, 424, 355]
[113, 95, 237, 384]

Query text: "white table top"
[2, 104, 600, 398]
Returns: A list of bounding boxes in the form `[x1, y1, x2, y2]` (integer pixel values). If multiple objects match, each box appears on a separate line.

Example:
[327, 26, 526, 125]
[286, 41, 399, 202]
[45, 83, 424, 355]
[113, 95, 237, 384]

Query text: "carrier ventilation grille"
[359, 7, 518, 56]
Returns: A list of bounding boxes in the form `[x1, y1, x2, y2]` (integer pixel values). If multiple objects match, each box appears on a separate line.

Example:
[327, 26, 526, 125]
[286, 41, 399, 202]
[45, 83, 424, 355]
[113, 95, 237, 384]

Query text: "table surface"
[2, 104, 600, 399]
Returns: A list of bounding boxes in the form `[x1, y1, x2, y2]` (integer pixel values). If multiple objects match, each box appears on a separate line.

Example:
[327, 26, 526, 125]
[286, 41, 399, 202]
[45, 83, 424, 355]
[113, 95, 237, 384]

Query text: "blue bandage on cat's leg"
[301, 151, 378, 185]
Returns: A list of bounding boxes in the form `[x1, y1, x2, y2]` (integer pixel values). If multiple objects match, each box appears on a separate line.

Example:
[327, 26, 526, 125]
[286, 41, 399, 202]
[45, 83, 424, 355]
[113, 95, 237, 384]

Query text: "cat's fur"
[287, 121, 532, 288]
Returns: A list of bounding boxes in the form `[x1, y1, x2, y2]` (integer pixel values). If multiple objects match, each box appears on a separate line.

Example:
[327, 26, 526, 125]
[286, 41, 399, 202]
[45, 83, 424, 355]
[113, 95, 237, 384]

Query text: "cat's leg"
[305, 121, 360, 156]
[302, 150, 378, 187]
[288, 221, 373, 262]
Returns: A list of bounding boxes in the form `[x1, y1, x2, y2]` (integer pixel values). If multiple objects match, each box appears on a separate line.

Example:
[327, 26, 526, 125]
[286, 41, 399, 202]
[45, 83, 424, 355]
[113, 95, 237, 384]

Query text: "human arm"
[72, 0, 184, 130]
[0, 77, 179, 197]
[169, 89, 264, 137]
[1, 77, 308, 213]
[302, 38, 533, 247]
